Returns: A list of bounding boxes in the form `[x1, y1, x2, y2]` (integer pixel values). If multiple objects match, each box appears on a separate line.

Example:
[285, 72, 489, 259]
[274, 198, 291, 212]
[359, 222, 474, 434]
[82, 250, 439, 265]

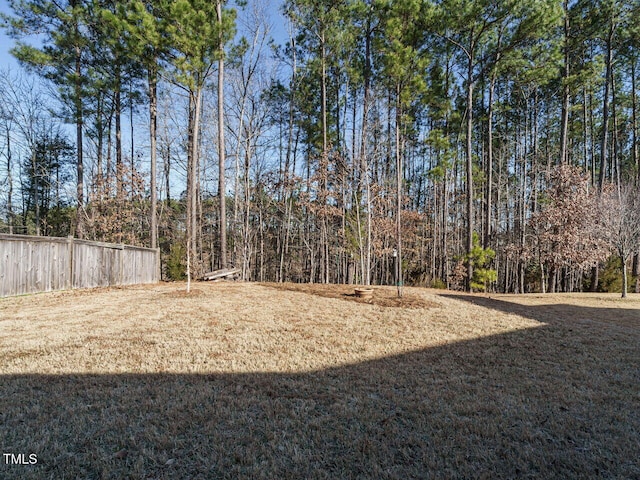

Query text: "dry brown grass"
[0, 282, 639, 479]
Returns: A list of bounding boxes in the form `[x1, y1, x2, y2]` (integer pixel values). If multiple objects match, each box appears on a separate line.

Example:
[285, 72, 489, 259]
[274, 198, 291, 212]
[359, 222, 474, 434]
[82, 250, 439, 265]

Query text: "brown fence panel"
[0, 234, 159, 298]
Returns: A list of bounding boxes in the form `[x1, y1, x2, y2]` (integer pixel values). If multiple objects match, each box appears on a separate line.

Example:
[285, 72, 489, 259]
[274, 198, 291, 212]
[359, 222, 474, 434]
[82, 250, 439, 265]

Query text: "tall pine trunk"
[320, 29, 329, 284]
[217, 0, 227, 270]
[359, 19, 373, 286]
[395, 86, 403, 298]
[149, 65, 158, 249]
[632, 59, 638, 181]
[485, 75, 496, 248]
[465, 50, 474, 291]
[115, 65, 123, 243]
[559, 0, 570, 165]
[599, 21, 614, 190]
[75, 38, 84, 239]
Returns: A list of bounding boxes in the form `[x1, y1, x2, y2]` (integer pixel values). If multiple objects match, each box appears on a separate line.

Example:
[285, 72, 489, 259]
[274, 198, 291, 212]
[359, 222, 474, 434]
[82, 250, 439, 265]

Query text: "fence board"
[0, 234, 159, 298]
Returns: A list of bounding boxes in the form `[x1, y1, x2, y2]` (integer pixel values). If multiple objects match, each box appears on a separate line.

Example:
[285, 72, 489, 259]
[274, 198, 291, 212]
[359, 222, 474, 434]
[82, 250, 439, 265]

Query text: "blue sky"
[0, 1, 20, 71]
[0, 1, 288, 74]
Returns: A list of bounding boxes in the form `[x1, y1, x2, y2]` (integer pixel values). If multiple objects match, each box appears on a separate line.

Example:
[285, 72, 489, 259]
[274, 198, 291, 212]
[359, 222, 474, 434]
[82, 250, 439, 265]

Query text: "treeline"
[1, 0, 640, 295]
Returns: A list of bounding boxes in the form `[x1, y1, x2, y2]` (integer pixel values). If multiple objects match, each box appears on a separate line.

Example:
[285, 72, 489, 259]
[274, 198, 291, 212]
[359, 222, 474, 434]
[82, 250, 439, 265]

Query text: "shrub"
[165, 242, 187, 281]
[467, 232, 497, 292]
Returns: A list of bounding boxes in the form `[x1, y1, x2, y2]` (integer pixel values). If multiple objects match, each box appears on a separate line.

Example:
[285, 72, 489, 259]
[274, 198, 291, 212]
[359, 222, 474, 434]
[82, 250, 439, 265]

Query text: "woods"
[1, 0, 640, 294]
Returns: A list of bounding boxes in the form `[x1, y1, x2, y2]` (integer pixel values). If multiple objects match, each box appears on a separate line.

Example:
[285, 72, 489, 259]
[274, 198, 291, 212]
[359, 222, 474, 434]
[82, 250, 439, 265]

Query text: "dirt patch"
[260, 282, 439, 308]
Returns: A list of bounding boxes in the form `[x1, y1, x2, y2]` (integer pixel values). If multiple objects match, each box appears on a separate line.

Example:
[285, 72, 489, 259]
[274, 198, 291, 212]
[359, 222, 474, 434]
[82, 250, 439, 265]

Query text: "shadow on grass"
[439, 293, 640, 328]
[1, 299, 639, 479]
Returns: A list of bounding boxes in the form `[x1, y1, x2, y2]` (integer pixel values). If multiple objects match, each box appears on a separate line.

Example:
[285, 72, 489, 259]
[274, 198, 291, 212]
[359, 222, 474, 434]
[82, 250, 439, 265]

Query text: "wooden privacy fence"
[0, 234, 160, 298]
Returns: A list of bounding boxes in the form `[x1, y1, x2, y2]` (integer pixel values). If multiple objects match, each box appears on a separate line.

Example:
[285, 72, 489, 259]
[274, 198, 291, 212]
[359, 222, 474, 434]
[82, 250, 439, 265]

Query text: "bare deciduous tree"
[599, 183, 640, 298]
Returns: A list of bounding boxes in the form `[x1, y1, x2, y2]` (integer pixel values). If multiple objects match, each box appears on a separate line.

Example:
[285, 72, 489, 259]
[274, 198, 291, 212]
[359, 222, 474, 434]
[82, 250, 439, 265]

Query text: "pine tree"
[5, 0, 91, 238]
[376, 0, 430, 296]
[164, 0, 236, 288]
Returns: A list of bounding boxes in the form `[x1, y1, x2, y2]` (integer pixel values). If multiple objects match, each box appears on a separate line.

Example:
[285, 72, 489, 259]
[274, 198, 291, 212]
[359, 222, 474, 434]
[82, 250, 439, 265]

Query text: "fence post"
[156, 247, 161, 282]
[67, 236, 74, 289]
[119, 244, 125, 286]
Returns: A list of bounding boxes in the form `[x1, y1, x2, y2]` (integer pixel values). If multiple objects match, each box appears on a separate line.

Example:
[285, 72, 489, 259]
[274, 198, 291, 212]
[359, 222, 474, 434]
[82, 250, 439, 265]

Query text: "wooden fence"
[0, 234, 160, 298]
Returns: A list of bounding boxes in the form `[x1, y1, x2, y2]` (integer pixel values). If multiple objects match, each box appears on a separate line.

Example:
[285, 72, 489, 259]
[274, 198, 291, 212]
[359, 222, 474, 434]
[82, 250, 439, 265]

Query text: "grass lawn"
[1, 282, 639, 479]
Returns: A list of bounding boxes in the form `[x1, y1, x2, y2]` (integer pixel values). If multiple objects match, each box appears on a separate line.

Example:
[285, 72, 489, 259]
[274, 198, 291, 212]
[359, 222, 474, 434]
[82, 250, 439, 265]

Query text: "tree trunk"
[582, 86, 588, 174]
[549, 266, 557, 293]
[96, 94, 104, 194]
[164, 143, 171, 203]
[320, 28, 329, 284]
[590, 265, 599, 292]
[599, 22, 614, 190]
[589, 90, 596, 185]
[621, 254, 628, 298]
[612, 74, 621, 194]
[633, 253, 640, 293]
[217, 0, 227, 269]
[559, 0, 570, 165]
[396, 87, 403, 298]
[149, 65, 158, 249]
[115, 66, 123, 243]
[32, 151, 40, 235]
[466, 51, 474, 291]
[186, 93, 195, 291]
[5, 124, 13, 234]
[631, 59, 638, 182]
[232, 42, 252, 269]
[360, 19, 373, 286]
[186, 85, 203, 292]
[279, 33, 297, 283]
[75, 40, 84, 239]
[194, 88, 203, 273]
[242, 139, 252, 281]
[485, 75, 496, 248]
